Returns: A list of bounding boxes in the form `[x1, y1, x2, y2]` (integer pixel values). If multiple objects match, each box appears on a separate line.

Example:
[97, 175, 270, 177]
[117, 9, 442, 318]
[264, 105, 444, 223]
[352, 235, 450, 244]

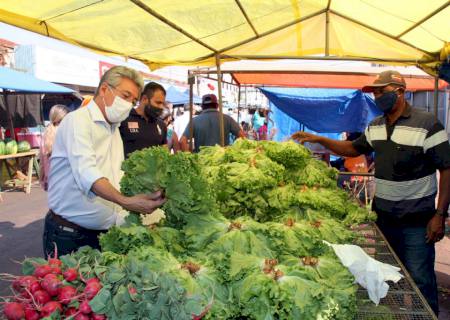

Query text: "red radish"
[79, 300, 92, 314]
[40, 301, 62, 317]
[63, 268, 78, 282]
[64, 307, 77, 317]
[29, 282, 41, 294]
[11, 279, 22, 293]
[20, 289, 32, 299]
[48, 258, 62, 267]
[33, 264, 53, 278]
[19, 276, 38, 290]
[51, 266, 62, 275]
[58, 285, 78, 305]
[3, 302, 25, 320]
[92, 314, 106, 320]
[33, 290, 51, 305]
[84, 281, 102, 300]
[24, 308, 40, 320]
[85, 277, 100, 285]
[74, 313, 90, 320]
[128, 286, 137, 295]
[40, 273, 61, 296]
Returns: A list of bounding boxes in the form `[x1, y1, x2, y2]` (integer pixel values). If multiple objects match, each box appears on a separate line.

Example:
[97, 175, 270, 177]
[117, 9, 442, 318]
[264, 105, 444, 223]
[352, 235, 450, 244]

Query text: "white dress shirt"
[48, 101, 125, 230]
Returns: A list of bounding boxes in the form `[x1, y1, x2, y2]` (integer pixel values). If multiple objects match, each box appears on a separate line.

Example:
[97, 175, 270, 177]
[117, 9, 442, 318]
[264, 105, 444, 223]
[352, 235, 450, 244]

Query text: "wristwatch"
[436, 209, 449, 218]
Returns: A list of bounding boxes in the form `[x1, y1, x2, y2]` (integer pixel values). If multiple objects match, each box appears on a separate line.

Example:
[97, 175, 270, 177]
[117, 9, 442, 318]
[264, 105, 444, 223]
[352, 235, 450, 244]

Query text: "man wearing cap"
[292, 70, 450, 315]
[179, 94, 245, 152]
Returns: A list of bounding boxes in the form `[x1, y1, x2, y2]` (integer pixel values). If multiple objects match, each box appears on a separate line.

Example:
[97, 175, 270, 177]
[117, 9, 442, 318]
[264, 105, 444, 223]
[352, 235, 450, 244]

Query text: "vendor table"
[0, 150, 39, 194]
[354, 223, 437, 320]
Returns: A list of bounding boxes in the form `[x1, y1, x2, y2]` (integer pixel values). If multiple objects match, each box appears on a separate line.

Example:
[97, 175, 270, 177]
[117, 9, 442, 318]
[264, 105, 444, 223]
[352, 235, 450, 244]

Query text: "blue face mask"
[375, 90, 398, 114]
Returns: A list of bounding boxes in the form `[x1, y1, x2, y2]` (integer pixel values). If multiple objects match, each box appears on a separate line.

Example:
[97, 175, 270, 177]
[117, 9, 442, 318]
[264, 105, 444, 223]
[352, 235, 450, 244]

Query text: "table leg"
[33, 156, 41, 180]
[0, 160, 3, 201]
[26, 156, 33, 194]
[5, 159, 13, 178]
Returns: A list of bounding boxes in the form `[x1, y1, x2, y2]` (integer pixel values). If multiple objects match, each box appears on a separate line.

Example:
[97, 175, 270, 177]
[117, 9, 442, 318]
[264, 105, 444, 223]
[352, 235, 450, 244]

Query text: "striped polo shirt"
[353, 104, 450, 225]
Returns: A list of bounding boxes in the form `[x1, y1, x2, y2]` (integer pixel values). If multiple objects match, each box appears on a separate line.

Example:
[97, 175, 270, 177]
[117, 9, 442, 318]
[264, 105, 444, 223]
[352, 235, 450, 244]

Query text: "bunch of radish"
[1, 246, 106, 320]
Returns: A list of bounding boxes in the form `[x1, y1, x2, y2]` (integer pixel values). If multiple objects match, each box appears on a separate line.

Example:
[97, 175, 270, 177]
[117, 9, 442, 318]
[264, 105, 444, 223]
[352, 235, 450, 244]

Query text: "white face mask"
[103, 86, 133, 123]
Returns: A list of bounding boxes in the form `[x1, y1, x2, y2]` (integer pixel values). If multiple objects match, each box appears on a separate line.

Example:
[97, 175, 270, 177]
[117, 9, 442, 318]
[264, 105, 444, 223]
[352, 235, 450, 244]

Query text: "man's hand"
[426, 214, 445, 243]
[291, 131, 322, 144]
[121, 190, 167, 214]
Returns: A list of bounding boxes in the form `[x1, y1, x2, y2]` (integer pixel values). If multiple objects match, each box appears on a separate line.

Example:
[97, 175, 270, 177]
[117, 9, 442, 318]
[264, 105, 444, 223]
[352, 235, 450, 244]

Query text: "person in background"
[252, 108, 266, 131]
[119, 82, 167, 158]
[173, 103, 191, 139]
[257, 121, 268, 140]
[39, 104, 69, 191]
[160, 107, 179, 153]
[44, 66, 166, 256]
[180, 94, 245, 152]
[292, 70, 450, 315]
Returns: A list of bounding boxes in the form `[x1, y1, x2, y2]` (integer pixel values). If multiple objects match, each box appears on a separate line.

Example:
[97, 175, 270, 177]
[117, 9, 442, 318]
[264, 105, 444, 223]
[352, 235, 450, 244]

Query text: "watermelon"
[0, 140, 5, 155]
[5, 139, 18, 155]
[17, 140, 31, 153]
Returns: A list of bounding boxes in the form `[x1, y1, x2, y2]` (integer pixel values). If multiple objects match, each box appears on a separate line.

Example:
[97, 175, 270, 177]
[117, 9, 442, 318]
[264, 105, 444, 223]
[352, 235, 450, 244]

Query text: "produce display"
[17, 141, 31, 153]
[1, 248, 106, 320]
[3, 139, 18, 155]
[2, 140, 377, 320]
[0, 140, 5, 155]
[0, 139, 31, 156]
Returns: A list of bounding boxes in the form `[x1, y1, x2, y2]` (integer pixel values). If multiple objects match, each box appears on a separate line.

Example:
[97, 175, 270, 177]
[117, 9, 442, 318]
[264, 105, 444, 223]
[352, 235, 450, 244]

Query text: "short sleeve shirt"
[182, 109, 241, 152]
[119, 109, 167, 158]
[352, 104, 450, 224]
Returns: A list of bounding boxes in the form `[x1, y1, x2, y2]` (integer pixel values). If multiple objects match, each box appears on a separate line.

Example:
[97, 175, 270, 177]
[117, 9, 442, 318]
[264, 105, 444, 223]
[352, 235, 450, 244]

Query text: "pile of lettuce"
[87, 140, 377, 319]
[199, 139, 374, 224]
[120, 147, 215, 228]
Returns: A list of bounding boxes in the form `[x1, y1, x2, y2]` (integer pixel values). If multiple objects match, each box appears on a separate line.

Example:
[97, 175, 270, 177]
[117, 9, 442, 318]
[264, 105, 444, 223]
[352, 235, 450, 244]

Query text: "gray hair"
[49, 104, 69, 125]
[95, 66, 144, 96]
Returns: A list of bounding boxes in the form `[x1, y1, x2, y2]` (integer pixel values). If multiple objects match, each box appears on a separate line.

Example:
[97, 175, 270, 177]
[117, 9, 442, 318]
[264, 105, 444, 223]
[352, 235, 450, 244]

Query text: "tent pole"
[3, 91, 15, 140]
[188, 71, 195, 151]
[237, 85, 241, 124]
[216, 55, 225, 147]
[325, 9, 330, 56]
[433, 76, 439, 119]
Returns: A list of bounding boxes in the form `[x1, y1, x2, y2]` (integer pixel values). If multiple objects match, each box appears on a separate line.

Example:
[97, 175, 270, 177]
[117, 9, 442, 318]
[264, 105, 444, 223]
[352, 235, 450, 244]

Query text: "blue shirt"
[182, 109, 241, 152]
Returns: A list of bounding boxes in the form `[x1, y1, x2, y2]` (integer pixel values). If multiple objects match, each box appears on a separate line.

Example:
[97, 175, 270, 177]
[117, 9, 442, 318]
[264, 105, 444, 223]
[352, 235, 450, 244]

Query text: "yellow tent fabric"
[0, 0, 448, 70]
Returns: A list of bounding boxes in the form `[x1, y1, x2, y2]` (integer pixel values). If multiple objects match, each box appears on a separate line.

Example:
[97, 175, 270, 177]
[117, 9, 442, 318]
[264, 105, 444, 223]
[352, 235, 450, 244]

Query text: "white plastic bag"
[325, 241, 403, 304]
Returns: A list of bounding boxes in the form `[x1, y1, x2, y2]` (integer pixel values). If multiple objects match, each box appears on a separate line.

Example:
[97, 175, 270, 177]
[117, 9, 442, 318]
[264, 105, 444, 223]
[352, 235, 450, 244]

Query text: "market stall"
[0, 66, 74, 140]
[0, 2, 448, 319]
[0, 141, 439, 319]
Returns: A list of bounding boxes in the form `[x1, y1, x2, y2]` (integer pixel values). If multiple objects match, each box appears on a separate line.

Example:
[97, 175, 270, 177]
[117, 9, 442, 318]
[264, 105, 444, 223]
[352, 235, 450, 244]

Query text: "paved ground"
[0, 186, 449, 318]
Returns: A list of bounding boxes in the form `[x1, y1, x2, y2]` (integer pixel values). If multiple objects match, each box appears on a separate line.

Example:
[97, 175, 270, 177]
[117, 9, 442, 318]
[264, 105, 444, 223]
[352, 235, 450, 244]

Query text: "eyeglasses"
[108, 85, 138, 105]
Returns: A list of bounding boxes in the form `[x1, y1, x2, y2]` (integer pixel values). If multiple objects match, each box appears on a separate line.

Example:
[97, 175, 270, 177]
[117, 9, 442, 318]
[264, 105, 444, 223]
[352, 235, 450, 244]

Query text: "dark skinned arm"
[426, 167, 450, 243]
[291, 131, 361, 157]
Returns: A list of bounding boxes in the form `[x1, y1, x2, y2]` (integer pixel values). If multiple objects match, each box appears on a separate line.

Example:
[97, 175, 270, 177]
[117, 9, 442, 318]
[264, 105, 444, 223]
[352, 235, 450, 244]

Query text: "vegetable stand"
[0, 141, 439, 320]
[354, 223, 437, 320]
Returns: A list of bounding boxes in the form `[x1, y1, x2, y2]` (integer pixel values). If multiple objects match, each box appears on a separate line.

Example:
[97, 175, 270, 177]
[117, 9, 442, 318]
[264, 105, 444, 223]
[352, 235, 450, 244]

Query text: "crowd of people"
[33, 67, 449, 317]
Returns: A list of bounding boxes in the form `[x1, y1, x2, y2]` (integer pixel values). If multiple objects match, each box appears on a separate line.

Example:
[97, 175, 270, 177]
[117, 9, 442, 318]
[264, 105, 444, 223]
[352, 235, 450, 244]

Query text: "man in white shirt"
[44, 66, 166, 256]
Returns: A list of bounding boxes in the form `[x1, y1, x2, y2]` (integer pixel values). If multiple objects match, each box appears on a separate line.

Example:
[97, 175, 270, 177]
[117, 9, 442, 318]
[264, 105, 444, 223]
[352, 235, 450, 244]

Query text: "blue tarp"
[0, 66, 74, 93]
[260, 87, 381, 135]
[166, 86, 201, 105]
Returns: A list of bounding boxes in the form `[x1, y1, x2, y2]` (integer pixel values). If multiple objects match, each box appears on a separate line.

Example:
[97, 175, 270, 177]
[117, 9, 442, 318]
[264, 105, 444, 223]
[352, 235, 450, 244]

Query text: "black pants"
[42, 211, 106, 257]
